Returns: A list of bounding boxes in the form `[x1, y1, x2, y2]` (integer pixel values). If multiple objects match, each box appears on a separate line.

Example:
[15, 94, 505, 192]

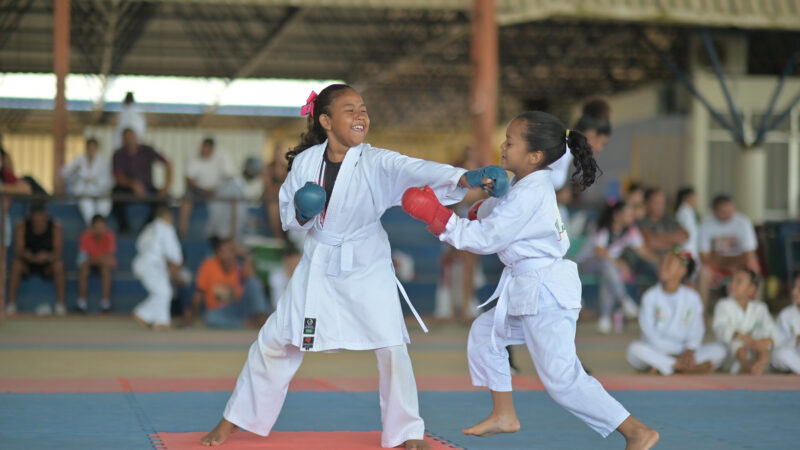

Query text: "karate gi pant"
[132, 259, 172, 326]
[467, 288, 630, 437]
[626, 341, 727, 375]
[772, 343, 800, 374]
[223, 313, 425, 448]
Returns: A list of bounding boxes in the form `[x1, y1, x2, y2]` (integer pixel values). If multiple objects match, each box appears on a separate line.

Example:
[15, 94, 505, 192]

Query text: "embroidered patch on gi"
[302, 336, 315, 350]
[303, 318, 317, 335]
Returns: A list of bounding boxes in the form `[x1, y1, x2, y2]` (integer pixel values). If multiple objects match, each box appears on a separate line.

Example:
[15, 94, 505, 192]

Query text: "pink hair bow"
[301, 91, 318, 117]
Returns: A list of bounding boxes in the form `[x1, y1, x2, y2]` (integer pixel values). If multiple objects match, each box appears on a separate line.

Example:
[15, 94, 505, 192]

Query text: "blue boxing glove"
[463, 165, 509, 197]
[294, 182, 326, 222]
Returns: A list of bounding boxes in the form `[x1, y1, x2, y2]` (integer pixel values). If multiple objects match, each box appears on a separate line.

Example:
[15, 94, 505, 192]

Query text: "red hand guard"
[467, 200, 485, 221]
[401, 186, 454, 235]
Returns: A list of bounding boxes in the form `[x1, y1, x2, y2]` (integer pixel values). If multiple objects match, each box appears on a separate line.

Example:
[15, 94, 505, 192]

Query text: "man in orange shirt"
[77, 215, 116, 312]
[190, 238, 269, 328]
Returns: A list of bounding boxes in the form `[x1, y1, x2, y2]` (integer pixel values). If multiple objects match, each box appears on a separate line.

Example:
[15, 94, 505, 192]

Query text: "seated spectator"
[627, 250, 726, 375]
[6, 203, 66, 316]
[263, 143, 290, 241]
[61, 137, 112, 224]
[637, 188, 689, 273]
[712, 269, 775, 374]
[576, 201, 658, 334]
[674, 186, 699, 258]
[178, 138, 235, 237]
[698, 195, 760, 310]
[625, 182, 646, 222]
[76, 215, 116, 313]
[132, 205, 182, 330]
[190, 238, 269, 329]
[111, 129, 172, 233]
[1, 142, 46, 195]
[206, 157, 262, 240]
[268, 243, 301, 305]
[772, 274, 800, 374]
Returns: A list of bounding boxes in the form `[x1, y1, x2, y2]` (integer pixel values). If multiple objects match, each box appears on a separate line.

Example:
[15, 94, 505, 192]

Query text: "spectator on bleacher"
[61, 138, 113, 225]
[132, 205, 182, 330]
[111, 129, 173, 234]
[114, 92, 147, 150]
[268, 243, 301, 307]
[1, 142, 47, 195]
[189, 238, 269, 329]
[698, 195, 760, 309]
[625, 183, 646, 222]
[178, 138, 235, 237]
[577, 201, 658, 334]
[712, 269, 775, 374]
[6, 203, 66, 316]
[637, 188, 688, 271]
[674, 186, 700, 260]
[76, 215, 116, 313]
[206, 157, 262, 240]
[627, 250, 726, 375]
[772, 274, 800, 374]
[263, 143, 290, 241]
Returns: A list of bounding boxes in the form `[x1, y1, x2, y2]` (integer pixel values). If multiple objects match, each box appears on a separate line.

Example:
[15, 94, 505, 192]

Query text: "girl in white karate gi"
[627, 250, 726, 375]
[712, 269, 776, 374]
[201, 84, 506, 449]
[402, 111, 658, 449]
[132, 205, 183, 329]
[773, 274, 800, 374]
[60, 138, 113, 224]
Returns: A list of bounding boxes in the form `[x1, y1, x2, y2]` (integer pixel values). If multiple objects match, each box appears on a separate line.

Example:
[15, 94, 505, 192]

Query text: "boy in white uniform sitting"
[772, 275, 800, 374]
[712, 269, 776, 374]
[628, 250, 726, 375]
[132, 205, 183, 330]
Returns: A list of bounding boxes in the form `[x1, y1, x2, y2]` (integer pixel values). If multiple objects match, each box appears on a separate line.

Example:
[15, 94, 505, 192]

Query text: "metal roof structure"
[1, 0, 799, 132]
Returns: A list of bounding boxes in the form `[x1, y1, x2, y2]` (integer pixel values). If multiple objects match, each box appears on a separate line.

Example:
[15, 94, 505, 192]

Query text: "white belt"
[310, 221, 383, 277]
[477, 258, 556, 352]
[309, 221, 428, 333]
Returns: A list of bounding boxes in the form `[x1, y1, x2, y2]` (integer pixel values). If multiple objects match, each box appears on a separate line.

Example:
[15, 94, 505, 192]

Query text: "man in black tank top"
[6, 203, 67, 316]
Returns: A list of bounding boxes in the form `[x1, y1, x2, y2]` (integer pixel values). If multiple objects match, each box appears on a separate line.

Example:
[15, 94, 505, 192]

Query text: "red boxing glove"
[467, 200, 485, 221]
[401, 186, 454, 235]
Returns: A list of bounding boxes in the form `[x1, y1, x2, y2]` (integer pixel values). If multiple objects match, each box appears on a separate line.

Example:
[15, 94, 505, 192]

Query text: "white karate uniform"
[772, 305, 800, 374]
[132, 218, 182, 326]
[627, 284, 726, 375]
[712, 297, 777, 373]
[223, 141, 467, 447]
[114, 103, 147, 149]
[439, 169, 630, 438]
[61, 154, 113, 224]
[548, 152, 573, 190]
[675, 202, 699, 257]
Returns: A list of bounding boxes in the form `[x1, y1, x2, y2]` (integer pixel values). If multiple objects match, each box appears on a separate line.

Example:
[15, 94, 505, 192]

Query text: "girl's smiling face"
[500, 118, 540, 177]
[320, 89, 370, 150]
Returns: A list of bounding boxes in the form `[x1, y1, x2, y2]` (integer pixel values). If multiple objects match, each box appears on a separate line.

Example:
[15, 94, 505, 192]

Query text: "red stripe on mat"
[3, 374, 800, 393]
[150, 431, 462, 449]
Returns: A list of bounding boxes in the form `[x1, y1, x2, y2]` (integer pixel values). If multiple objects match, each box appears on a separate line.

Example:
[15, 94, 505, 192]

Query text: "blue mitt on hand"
[464, 165, 509, 197]
[294, 182, 326, 222]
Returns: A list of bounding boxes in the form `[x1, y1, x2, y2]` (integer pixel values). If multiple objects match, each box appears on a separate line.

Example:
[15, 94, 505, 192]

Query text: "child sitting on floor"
[712, 269, 776, 374]
[772, 274, 800, 374]
[627, 250, 726, 375]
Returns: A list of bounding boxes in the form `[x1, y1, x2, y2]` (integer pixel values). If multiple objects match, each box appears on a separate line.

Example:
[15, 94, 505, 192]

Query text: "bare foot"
[750, 358, 767, 375]
[462, 413, 520, 437]
[200, 418, 238, 446]
[689, 361, 714, 374]
[132, 313, 151, 330]
[618, 416, 659, 450]
[152, 324, 171, 332]
[404, 439, 430, 449]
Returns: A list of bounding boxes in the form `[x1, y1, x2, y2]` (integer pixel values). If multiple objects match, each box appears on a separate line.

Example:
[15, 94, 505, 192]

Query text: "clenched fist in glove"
[462, 165, 509, 198]
[401, 186, 454, 235]
[294, 182, 326, 222]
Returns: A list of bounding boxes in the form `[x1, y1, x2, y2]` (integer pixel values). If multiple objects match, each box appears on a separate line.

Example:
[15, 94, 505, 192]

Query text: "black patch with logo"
[302, 336, 315, 350]
[303, 317, 316, 335]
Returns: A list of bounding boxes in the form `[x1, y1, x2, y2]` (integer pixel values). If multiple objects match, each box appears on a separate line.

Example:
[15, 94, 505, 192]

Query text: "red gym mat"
[150, 431, 462, 449]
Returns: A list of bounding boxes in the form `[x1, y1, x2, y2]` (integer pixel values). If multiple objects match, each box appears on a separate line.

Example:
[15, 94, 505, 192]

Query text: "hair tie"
[565, 129, 570, 138]
[300, 91, 318, 117]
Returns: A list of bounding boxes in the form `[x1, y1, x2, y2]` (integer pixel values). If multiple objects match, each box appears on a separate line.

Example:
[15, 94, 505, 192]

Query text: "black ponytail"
[286, 83, 353, 171]
[516, 111, 601, 191]
[566, 131, 601, 190]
